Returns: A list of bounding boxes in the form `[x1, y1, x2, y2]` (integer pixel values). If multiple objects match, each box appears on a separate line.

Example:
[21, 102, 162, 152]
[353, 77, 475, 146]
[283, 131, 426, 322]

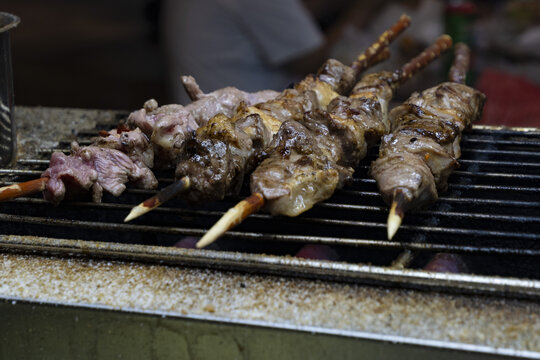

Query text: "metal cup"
[0, 12, 20, 167]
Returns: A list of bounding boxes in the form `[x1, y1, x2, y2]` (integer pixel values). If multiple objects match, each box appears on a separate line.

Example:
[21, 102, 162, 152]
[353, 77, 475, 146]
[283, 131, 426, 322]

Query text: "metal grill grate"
[0, 124, 539, 299]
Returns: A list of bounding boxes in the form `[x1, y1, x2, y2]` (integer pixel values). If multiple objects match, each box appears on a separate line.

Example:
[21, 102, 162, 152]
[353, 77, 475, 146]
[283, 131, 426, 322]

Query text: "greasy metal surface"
[0, 12, 19, 167]
[0, 112, 539, 300]
[1, 235, 539, 299]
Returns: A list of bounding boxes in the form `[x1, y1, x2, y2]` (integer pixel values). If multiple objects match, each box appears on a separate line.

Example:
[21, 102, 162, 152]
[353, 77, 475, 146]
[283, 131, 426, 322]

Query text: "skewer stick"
[0, 177, 49, 202]
[351, 14, 411, 73]
[448, 43, 470, 84]
[124, 176, 190, 222]
[397, 34, 453, 84]
[387, 191, 407, 240]
[196, 193, 264, 248]
[368, 48, 391, 68]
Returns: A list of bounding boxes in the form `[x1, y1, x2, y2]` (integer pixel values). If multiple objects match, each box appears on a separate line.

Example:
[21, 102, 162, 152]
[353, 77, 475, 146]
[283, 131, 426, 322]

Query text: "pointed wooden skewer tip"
[124, 176, 190, 222]
[0, 177, 48, 202]
[387, 201, 403, 240]
[196, 192, 265, 249]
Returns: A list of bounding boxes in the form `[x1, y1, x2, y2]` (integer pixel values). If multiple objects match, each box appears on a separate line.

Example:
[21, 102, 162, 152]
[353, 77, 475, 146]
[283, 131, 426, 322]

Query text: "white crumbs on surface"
[0, 253, 539, 352]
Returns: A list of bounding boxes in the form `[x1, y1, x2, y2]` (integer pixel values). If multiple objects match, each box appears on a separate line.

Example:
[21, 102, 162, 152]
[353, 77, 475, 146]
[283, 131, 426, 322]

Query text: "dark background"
[3, 0, 540, 127]
[4, 0, 166, 110]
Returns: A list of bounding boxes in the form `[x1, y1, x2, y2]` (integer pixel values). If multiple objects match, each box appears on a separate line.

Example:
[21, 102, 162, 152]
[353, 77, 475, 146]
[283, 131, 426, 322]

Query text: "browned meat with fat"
[250, 71, 397, 216]
[176, 110, 272, 203]
[370, 152, 438, 211]
[377, 132, 458, 191]
[317, 58, 357, 95]
[251, 120, 354, 216]
[42, 142, 158, 205]
[370, 81, 486, 212]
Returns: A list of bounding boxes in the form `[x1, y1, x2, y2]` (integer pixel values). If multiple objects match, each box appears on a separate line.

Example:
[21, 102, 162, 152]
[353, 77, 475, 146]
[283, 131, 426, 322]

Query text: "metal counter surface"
[0, 106, 538, 359]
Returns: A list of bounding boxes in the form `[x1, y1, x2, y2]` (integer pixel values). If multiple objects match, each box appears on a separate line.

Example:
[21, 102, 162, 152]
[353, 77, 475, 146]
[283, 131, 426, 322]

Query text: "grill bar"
[462, 149, 540, 157]
[356, 165, 540, 179]
[340, 189, 540, 207]
[1, 235, 539, 299]
[1, 201, 538, 256]
[447, 184, 539, 192]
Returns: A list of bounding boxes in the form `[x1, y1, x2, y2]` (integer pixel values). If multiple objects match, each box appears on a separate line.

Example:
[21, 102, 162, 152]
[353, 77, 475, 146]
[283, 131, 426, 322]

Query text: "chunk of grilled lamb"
[176, 110, 273, 203]
[251, 120, 354, 216]
[43, 142, 157, 205]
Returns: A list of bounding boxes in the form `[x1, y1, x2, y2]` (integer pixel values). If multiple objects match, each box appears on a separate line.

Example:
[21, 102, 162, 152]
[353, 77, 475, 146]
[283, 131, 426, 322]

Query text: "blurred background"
[3, 0, 540, 127]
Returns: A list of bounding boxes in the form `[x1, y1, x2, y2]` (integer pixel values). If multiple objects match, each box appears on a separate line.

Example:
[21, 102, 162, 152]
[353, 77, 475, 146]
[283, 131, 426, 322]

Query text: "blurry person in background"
[161, 0, 385, 104]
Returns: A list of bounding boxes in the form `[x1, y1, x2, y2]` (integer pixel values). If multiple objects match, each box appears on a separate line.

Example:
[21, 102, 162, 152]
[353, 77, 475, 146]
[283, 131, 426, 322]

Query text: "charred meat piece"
[377, 132, 458, 192]
[371, 152, 438, 211]
[176, 109, 273, 203]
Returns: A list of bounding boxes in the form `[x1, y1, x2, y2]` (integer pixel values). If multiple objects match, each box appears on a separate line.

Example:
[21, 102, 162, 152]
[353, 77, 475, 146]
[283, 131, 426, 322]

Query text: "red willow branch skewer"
[0, 177, 49, 201]
[372, 42, 486, 239]
[124, 15, 411, 223]
[196, 35, 453, 249]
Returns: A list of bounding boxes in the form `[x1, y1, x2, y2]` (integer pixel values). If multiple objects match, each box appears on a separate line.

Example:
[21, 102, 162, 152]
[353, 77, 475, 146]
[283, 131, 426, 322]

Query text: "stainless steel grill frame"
[1, 123, 539, 300]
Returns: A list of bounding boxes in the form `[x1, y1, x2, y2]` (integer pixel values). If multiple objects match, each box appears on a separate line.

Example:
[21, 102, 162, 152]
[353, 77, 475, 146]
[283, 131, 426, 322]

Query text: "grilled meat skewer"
[198, 35, 452, 248]
[0, 15, 408, 207]
[0, 79, 280, 204]
[125, 15, 411, 222]
[370, 43, 486, 239]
